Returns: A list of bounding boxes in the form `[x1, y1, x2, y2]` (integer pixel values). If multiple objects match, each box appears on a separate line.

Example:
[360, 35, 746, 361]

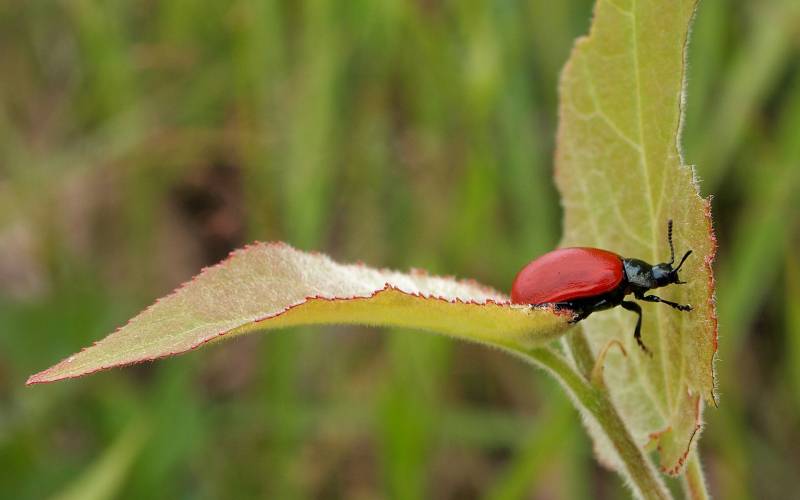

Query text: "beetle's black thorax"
[622, 258, 657, 294]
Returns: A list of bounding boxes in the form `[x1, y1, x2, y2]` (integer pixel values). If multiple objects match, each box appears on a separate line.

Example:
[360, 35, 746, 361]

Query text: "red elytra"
[511, 248, 624, 304]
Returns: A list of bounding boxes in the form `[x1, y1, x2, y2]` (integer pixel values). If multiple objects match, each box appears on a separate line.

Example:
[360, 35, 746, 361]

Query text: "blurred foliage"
[0, 0, 798, 498]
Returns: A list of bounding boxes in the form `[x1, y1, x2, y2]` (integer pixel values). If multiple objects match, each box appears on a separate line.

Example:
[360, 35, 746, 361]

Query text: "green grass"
[1, 0, 798, 498]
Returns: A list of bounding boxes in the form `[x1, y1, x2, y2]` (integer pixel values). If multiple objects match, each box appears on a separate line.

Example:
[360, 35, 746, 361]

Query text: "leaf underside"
[28, 242, 572, 385]
[556, 0, 717, 476]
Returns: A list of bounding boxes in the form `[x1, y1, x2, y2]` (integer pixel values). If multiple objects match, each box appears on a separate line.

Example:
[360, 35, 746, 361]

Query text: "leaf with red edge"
[555, 0, 717, 477]
[28, 242, 572, 385]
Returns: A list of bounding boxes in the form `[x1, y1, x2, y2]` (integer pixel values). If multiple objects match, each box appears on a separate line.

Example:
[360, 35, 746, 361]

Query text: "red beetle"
[511, 220, 693, 354]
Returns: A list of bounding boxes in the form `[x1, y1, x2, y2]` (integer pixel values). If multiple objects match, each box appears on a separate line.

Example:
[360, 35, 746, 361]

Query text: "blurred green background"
[1, 0, 799, 498]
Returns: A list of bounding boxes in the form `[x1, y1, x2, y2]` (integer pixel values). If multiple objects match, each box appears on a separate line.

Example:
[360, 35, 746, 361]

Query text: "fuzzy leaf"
[555, 0, 717, 476]
[28, 243, 571, 384]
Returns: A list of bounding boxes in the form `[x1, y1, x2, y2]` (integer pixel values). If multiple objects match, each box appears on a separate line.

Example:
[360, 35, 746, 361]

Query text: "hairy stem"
[520, 343, 671, 500]
[682, 449, 711, 500]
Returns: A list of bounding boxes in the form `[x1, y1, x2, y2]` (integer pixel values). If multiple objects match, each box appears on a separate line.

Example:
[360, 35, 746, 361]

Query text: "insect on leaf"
[28, 243, 572, 384]
[555, 0, 717, 476]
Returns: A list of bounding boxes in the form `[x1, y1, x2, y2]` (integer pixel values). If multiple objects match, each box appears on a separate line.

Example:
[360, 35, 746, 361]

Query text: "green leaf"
[28, 243, 571, 384]
[556, 0, 717, 476]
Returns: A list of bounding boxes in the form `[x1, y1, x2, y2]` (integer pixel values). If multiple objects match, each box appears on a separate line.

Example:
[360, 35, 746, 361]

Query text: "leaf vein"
[630, 0, 670, 414]
[581, 57, 642, 152]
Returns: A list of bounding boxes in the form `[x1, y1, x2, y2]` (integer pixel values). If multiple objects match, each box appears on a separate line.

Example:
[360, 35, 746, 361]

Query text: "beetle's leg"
[620, 300, 651, 356]
[553, 301, 591, 324]
[565, 305, 591, 324]
[572, 309, 591, 323]
[638, 294, 692, 312]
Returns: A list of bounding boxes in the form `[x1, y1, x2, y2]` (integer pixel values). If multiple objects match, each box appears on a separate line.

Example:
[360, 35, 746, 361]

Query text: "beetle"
[511, 220, 692, 354]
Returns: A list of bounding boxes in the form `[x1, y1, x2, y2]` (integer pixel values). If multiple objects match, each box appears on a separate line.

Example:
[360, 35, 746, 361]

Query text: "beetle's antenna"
[674, 250, 692, 272]
[667, 219, 675, 265]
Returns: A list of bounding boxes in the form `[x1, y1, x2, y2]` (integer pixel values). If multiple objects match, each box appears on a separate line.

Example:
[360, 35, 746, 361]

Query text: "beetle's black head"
[652, 220, 692, 287]
[651, 254, 690, 287]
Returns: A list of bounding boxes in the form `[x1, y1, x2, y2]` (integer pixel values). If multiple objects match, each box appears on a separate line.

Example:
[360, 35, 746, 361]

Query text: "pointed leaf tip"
[28, 243, 573, 384]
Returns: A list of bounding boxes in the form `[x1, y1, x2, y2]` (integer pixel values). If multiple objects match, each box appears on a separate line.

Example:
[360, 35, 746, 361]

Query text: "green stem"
[521, 345, 671, 500]
[682, 449, 711, 500]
